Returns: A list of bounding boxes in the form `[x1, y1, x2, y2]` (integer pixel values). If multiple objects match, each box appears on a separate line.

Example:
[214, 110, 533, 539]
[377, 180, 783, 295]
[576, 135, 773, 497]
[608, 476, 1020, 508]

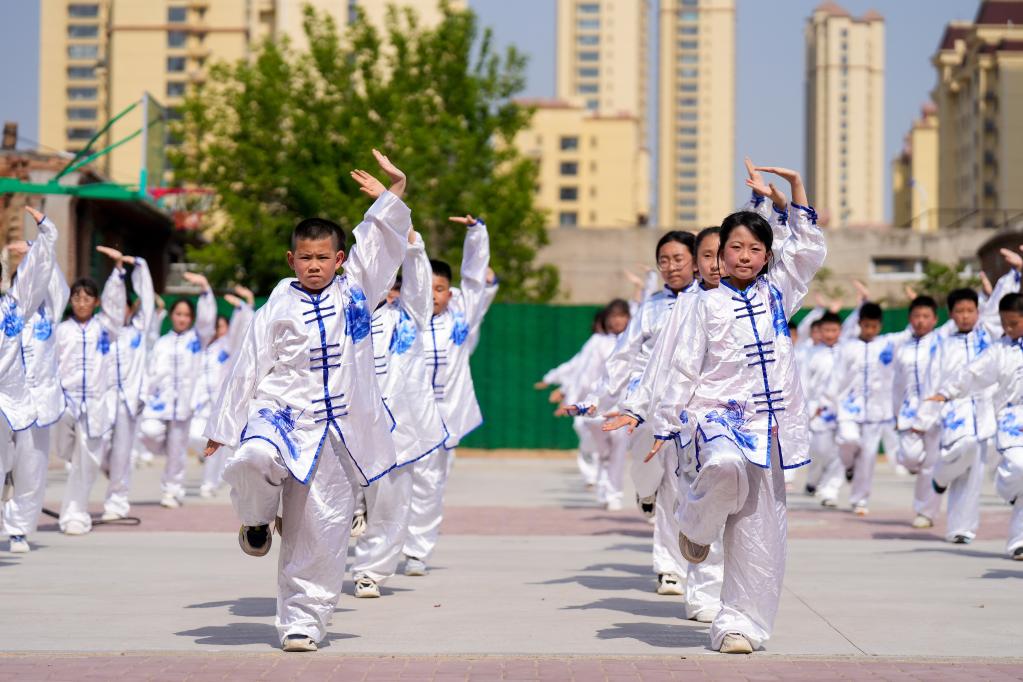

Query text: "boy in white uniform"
[204, 150, 411, 652]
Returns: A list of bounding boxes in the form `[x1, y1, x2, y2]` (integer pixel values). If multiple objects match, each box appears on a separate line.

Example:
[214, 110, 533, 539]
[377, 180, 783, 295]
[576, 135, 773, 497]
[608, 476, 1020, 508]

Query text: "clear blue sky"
[1, 0, 977, 221]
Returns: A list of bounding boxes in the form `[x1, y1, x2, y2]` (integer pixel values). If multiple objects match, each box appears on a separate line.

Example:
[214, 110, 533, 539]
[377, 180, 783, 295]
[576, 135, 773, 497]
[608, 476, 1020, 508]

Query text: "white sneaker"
[198, 485, 215, 499]
[852, 503, 869, 517]
[100, 510, 124, 522]
[820, 498, 838, 508]
[689, 608, 717, 623]
[63, 520, 89, 536]
[911, 514, 933, 529]
[350, 513, 367, 539]
[355, 575, 381, 598]
[282, 634, 317, 652]
[606, 498, 623, 512]
[656, 573, 684, 596]
[719, 632, 753, 654]
[404, 556, 427, 576]
[160, 494, 181, 509]
[8, 535, 30, 553]
[894, 464, 910, 476]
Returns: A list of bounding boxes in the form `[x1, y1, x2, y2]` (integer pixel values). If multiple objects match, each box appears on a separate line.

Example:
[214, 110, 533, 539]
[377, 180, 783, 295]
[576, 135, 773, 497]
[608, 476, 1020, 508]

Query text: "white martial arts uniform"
[353, 233, 447, 584]
[0, 216, 59, 541]
[404, 220, 490, 563]
[542, 339, 600, 487]
[205, 190, 411, 644]
[647, 202, 825, 650]
[803, 343, 844, 504]
[56, 270, 126, 532]
[139, 287, 215, 502]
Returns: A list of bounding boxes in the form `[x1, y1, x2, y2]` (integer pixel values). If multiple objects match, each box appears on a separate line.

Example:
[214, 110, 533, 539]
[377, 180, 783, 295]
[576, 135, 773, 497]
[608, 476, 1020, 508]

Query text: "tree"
[170, 2, 557, 301]
[918, 261, 980, 303]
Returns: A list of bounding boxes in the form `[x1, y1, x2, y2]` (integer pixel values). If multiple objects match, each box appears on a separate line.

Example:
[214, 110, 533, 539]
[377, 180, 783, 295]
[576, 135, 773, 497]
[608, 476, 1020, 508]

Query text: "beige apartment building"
[804, 2, 884, 228]
[656, 0, 735, 230]
[891, 103, 939, 232]
[38, 0, 461, 189]
[514, 100, 647, 229]
[931, 0, 1023, 229]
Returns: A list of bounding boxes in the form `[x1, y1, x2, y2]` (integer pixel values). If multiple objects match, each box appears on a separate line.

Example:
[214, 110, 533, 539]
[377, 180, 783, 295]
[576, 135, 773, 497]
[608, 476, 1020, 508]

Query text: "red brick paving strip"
[1, 654, 1021, 681]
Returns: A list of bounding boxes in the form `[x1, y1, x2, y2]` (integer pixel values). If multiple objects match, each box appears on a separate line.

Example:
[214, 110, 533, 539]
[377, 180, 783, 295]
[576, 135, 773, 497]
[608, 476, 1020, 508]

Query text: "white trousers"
[593, 427, 628, 507]
[933, 439, 987, 542]
[2, 425, 50, 537]
[223, 434, 357, 644]
[881, 422, 899, 470]
[58, 418, 113, 532]
[808, 429, 843, 504]
[897, 427, 943, 521]
[106, 402, 138, 518]
[676, 449, 724, 620]
[573, 418, 599, 487]
[837, 421, 886, 508]
[679, 435, 787, 651]
[630, 432, 686, 578]
[191, 416, 232, 494]
[994, 447, 1023, 557]
[140, 417, 191, 500]
[352, 465, 413, 583]
[403, 447, 452, 561]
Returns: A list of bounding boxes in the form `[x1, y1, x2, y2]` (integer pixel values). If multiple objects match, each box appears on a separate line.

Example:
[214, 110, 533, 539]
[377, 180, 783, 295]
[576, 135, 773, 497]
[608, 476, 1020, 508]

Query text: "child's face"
[432, 275, 452, 316]
[950, 300, 978, 333]
[859, 318, 882, 342]
[605, 310, 630, 334]
[789, 326, 799, 345]
[909, 306, 937, 337]
[70, 290, 98, 323]
[721, 225, 768, 284]
[696, 235, 720, 288]
[810, 325, 821, 344]
[386, 286, 400, 305]
[170, 302, 194, 333]
[215, 317, 229, 340]
[288, 237, 343, 292]
[1000, 311, 1023, 340]
[820, 321, 842, 346]
[657, 241, 695, 292]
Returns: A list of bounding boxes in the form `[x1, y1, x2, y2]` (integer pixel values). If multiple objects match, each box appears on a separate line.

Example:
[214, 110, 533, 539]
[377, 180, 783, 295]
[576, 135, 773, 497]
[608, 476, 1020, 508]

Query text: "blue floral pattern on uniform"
[900, 398, 918, 421]
[2, 301, 24, 338]
[450, 311, 469, 346]
[187, 335, 202, 353]
[130, 332, 142, 349]
[150, 390, 166, 412]
[345, 286, 371, 342]
[389, 307, 417, 355]
[976, 329, 989, 354]
[258, 406, 301, 461]
[999, 413, 1023, 439]
[842, 392, 862, 415]
[943, 410, 965, 432]
[97, 329, 111, 355]
[627, 376, 641, 394]
[680, 411, 690, 425]
[879, 342, 894, 366]
[33, 308, 52, 341]
[217, 349, 230, 364]
[768, 283, 789, 338]
[705, 399, 758, 452]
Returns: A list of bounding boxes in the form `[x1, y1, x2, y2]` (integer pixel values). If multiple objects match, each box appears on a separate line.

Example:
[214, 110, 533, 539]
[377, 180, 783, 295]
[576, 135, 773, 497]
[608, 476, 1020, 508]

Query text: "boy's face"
[1000, 310, 1023, 340]
[288, 237, 343, 292]
[70, 289, 98, 323]
[859, 318, 882, 342]
[820, 321, 842, 346]
[909, 306, 937, 337]
[810, 325, 822, 344]
[605, 310, 630, 335]
[950, 300, 978, 333]
[432, 275, 452, 316]
[696, 235, 721, 288]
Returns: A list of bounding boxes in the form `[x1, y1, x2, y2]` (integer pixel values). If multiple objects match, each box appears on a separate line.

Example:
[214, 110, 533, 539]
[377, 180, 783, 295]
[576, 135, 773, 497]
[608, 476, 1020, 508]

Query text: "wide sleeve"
[980, 268, 1020, 338]
[11, 216, 58, 316]
[891, 351, 908, 424]
[542, 341, 589, 387]
[650, 296, 707, 437]
[343, 191, 413, 309]
[400, 232, 433, 332]
[585, 304, 647, 412]
[129, 257, 155, 334]
[226, 301, 254, 357]
[913, 337, 946, 431]
[99, 264, 127, 332]
[456, 220, 491, 333]
[824, 343, 851, 405]
[767, 204, 826, 318]
[939, 343, 1005, 401]
[841, 307, 860, 341]
[467, 279, 500, 354]
[622, 294, 689, 422]
[194, 287, 216, 347]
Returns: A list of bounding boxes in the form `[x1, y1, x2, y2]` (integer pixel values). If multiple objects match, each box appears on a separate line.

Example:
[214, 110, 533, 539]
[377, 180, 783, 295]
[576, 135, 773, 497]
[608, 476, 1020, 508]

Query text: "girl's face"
[605, 310, 630, 335]
[720, 225, 768, 286]
[215, 316, 229, 340]
[696, 234, 721, 288]
[170, 302, 194, 333]
[657, 240, 695, 293]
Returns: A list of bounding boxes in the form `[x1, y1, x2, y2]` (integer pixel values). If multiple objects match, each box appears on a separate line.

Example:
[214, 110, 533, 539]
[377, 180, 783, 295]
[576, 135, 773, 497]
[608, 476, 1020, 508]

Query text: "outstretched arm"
[10, 207, 58, 317]
[400, 229, 434, 331]
[450, 214, 491, 332]
[182, 272, 216, 346]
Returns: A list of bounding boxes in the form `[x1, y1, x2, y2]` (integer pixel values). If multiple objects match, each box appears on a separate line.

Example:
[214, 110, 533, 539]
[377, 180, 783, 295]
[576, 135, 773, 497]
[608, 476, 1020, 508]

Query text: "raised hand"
[96, 245, 124, 263]
[372, 148, 406, 199]
[1001, 248, 1023, 272]
[182, 271, 210, 290]
[814, 292, 827, 309]
[852, 278, 871, 303]
[4, 240, 29, 258]
[829, 297, 844, 314]
[744, 157, 771, 197]
[350, 169, 386, 200]
[979, 271, 993, 297]
[755, 166, 807, 206]
[623, 268, 644, 288]
[223, 293, 242, 307]
[233, 284, 255, 305]
[904, 285, 918, 301]
[486, 267, 497, 285]
[449, 214, 478, 226]
[24, 206, 45, 224]
[155, 295, 166, 311]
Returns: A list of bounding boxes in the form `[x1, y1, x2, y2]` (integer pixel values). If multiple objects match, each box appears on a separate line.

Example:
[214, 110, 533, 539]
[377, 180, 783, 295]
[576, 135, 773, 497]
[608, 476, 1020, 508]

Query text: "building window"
[68, 4, 99, 17]
[679, 97, 698, 106]
[67, 44, 99, 59]
[67, 127, 97, 140]
[168, 30, 187, 48]
[560, 187, 579, 201]
[578, 18, 600, 29]
[167, 81, 187, 98]
[679, 140, 697, 149]
[68, 24, 99, 38]
[679, 40, 698, 49]
[679, 83, 697, 92]
[679, 112, 698, 121]
[578, 51, 599, 62]
[585, 99, 598, 111]
[67, 86, 98, 100]
[678, 199, 697, 207]
[577, 83, 598, 94]
[680, 11, 698, 21]
[679, 212, 697, 222]
[679, 25, 698, 35]
[577, 35, 599, 46]
[680, 155, 697, 164]
[682, 0, 699, 5]
[560, 136, 579, 151]
[67, 66, 96, 80]
[680, 68, 699, 78]
[679, 184, 697, 192]
[167, 57, 187, 72]
[67, 107, 97, 120]
[560, 162, 579, 176]
[678, 126, 697, 135]
[168, 6, 187, 22]
[680, 54, 699, 64]
[578, 67, 599, 78]
[870, 257, 925, 280]
[679, 170, 697, 178]
[578, 3, 599, 12]
[559, 212, 578, 227]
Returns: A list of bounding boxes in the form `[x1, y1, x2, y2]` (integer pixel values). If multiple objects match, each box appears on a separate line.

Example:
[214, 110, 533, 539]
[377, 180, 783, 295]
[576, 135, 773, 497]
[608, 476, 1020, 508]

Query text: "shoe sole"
[355, 589, 381, 599]
[282, 639, 317, 652]
[238, 526, 272, 557]
[656, 585, 684, 596]
[690, 610, 716, 623]
[9, 544, 29, 554]
[404, 568, 427, 577]
[720, 638, 753, 654]
[678, 532, 710, 564]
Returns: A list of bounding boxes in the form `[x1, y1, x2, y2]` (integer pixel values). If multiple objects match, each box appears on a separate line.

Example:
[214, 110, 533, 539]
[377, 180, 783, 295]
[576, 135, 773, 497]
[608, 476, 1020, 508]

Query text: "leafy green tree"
[918, 261, 981, 303]
[170, 2, 556, 300]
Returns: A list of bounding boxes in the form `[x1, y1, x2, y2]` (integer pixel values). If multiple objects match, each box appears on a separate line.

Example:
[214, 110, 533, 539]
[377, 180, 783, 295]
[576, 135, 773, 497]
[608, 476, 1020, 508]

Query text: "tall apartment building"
[804, 2, 884, 228]
[891, 103, 939, 232]
[38, 0, 462, 188]
[514, 100, 646, 229]
[656, 0, 735, 230]
[931, 0, 1023, 228]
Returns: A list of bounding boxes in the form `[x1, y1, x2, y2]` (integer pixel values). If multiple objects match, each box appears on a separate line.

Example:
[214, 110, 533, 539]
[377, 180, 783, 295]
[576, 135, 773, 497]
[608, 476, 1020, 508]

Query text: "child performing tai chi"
[203, 150, 411, 652]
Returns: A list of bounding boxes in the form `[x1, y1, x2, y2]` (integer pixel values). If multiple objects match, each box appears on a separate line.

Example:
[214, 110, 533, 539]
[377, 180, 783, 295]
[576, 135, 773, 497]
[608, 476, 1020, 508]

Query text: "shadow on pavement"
[565, 597, 686, 620]
[535, 574, 651, 592]
[186, 597, 277, 618]
[174, 622, 357, 649]
[596, 621, 708, 649]
[602, 543, 651, 554]
[894, 547, 1008, 560]
[581, 562, 652, 576]
[980, 568, 1023, 580]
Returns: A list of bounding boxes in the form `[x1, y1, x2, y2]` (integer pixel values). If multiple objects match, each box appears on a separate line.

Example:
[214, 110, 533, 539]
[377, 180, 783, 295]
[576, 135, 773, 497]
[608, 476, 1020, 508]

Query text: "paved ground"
[2, 452, 1021, 680]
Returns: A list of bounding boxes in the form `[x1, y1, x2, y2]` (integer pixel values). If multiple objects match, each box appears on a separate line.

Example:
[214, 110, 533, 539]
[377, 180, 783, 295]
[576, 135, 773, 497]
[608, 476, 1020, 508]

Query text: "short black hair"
[999, 292, 1023, 314]
[947, 288, 978, 311]
[810, 319, 822, 329]
[860, 302, 883, 321]
[217, 314, 229, 326]
[788, 320, 798, 330]
[292, 217, 346, 252]
[169, 298, 196, 319]
[718, 211, 773, 276]
[656, 231, 695, 260]
[391, 275, 403, 291]
[591, 308, 606, 334]
[694, 226, 720, 252]
[70, 277, 99, 299]
[604, 298, 631, 318]
[430, 259, 453, 283]
[819, 311, 843, 326]
[909, 295, 938, 314]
